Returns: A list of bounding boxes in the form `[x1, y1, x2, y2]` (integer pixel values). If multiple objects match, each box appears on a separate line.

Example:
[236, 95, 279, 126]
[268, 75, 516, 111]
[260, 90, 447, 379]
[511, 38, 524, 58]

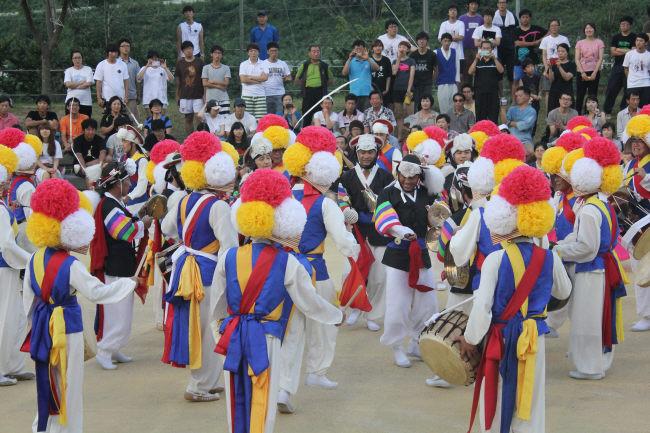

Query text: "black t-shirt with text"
[611, 33, 637, 67]
[371, 55, 392, 93]
[73, 134, 106, 162]
[514, 25, 546, 64]
[474, 59, 501, 93]
[410, 49, 437, 87]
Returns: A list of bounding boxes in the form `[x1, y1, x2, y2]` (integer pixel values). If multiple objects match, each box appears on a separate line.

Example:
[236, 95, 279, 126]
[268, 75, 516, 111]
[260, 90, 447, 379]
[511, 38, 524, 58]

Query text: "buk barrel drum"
[622, 213, 650, 260]
[419, 310, 481, 386]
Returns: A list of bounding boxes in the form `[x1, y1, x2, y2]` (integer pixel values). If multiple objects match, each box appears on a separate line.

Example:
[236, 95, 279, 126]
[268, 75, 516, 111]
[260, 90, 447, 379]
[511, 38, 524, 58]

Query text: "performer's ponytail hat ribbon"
[282, 126, 341, 187]
[570, 137, 623, 195]
[468, 134, 526, 196]
[147, 139, 181, 194]
[180, 131, 238, 191]
[0, 127, 43, 173]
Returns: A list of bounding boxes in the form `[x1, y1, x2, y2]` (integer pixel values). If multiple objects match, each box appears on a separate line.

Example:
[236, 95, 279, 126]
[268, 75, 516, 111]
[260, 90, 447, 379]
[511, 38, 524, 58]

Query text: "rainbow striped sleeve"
[374, 200, 401, 235]
[104, 207, 139, 242]
[337, 183, 350, 212]
[437, 217, 457, 260]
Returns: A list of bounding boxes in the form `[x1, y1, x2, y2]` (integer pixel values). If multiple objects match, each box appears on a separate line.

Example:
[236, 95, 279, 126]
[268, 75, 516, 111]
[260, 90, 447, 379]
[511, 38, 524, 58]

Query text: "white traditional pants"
[96, 275, 134, 358]
[0, 267, 27, 376]
[149, 263, 165, 328]
[365, 246, 388, 321]
[546, 263, 575, 331]
[278, 309, 305, 395]
[304, 279, 338, 375]
[631, 258, 650, 320]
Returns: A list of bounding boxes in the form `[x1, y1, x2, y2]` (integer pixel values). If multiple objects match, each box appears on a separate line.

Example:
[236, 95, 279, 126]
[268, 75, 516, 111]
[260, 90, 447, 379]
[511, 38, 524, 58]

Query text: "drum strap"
[467, 244, 546, 433]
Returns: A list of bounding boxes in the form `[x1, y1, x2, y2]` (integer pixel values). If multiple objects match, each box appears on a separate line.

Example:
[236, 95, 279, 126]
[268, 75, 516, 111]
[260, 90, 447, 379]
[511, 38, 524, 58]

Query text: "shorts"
[513, 65, 523, 82]
[179, 98, 203, 114]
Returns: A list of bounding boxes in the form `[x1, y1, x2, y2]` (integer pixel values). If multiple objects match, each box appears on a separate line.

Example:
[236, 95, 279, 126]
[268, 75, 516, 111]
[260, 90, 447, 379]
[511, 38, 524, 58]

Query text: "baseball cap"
[234, 98, 246, 107]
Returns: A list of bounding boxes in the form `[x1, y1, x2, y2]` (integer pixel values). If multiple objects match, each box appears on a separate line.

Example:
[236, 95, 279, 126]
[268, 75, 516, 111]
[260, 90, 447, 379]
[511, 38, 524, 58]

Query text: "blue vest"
[435, 48, 457, 85]
[555, 193, 577, 242]
[9, 176, 32, 223]
[292, 189, 329, 281]
[574, 199, 613, 274]
[471, 207, 502, 290]
[377, 145, 397, 174]
[0, 201, 16, 268]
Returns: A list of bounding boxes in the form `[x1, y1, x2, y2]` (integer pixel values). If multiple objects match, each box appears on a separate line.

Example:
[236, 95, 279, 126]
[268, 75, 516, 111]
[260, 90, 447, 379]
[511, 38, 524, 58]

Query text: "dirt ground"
[2, 244, 650, 433]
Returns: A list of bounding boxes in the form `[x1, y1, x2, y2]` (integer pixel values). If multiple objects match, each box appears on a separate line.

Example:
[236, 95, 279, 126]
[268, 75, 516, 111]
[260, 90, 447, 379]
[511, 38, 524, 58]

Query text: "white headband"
[355, 134, 379, 152]
[397, 160, 422, 177]
[250, 133, 273, 159]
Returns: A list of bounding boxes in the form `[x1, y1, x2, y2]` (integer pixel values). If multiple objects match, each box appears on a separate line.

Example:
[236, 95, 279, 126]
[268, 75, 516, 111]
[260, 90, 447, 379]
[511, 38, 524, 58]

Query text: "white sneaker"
[406, 339, 421, 360]
[96, 353, 117, 370]
[305, 373, 338, 389]
[112, 352, 133, 363]
[425, 375, 452, 388]
[547, 327, 559, 338]
[277, 389, 295, 414]
[0, 375, 17, 386]
[393, 345, 412, 368]
[630, 318, 650, 332]
[366, 320, 381, 332]
[345, 309, 361, 326]
[569, 370, 604, 380]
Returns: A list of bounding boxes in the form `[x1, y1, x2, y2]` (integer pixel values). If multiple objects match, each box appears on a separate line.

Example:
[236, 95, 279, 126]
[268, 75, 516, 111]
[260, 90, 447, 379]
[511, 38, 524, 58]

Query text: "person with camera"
[277, 94, 301, 130]
[137, 51, 174, 110]
[342, 40, 379, 112]
[468, 39, 504, 123]
[544, 43, 576, 112]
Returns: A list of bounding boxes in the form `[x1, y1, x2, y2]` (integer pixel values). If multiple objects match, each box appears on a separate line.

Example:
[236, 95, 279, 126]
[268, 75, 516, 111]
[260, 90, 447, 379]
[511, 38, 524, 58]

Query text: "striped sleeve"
[373, 200, 401, 236]
[104, 207, 139, 242]
[337, 183, 350, 212]
[437, 217, 457, 261]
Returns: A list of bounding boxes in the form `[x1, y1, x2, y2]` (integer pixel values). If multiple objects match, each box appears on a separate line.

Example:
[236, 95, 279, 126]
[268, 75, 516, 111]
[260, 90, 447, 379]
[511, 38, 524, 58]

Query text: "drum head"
[636, 252, 650, 288]
[633, 228, 650, 260]
[419, 334, 473, 386]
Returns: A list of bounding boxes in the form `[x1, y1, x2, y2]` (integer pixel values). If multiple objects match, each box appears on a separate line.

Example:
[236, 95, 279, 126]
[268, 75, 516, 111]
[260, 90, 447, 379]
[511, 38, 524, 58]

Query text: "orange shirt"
[60, 113, 89, 141]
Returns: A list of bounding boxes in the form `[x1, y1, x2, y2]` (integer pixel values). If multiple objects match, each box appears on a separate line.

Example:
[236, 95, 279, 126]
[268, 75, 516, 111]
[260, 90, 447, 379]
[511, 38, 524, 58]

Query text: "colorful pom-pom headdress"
[282, 126, 341, 188]
[0, 144, 18, 184]
[570, 137, 623, 195]
[180, 131, 238, 191]
[254, 114, 296, 151]
[484, 165, 554, 239]
[231, 169, 307, 240]
[624, 113, 650, 146]
[468, 120, 500, 153]
[0, 127, 43, 173]
[147, 139, 181, 194]
[26, 178, 95, 250]
[467, 134, 526, 196]
[541, 131, 587, 177]
[405, 126, 447, 166]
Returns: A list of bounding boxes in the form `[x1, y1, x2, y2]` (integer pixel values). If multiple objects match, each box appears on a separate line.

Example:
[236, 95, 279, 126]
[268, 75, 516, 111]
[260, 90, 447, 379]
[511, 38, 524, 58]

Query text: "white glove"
[343, 207, 359, 225]
[124, 158, 137, 176]
[388, 225, 415, 239]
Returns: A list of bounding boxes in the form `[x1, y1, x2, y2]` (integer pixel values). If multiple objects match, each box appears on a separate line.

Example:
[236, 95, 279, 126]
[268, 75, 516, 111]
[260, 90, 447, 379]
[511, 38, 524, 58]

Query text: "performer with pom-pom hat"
[253, 113, 295, 175]
[456, 165, 571, 433]
[468, 119, 500, 153]
[212, 168, 343, 433]
[23, 178, 136, 433]
[0, 144, 34, 386]
[554, 136, 628, 379]
[160, 131, 239, 402]
[372, 119, 402, 174]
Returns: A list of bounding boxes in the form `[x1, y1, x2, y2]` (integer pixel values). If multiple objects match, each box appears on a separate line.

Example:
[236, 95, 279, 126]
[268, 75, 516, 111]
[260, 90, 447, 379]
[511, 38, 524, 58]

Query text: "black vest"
[102, 196, 137, 277]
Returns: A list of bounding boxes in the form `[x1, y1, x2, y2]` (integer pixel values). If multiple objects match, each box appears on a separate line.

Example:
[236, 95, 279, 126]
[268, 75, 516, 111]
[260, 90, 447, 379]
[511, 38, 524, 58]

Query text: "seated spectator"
[519, 58, 541, 113]
[312, 96, 340, 133]
[363, 90, 397, 132]
[105, 116, 131, 162]
[448, 92, 475, 133]
[60, 97, 89, 152]
[336, 135, 356, 170]
[143, 99, 173, 136]
[277, 93, 302, 131]
[616, 91, 641, 141]
[546, 92, 578, 140]
[405, 95, 438, 129]
[0, 95, 19, 130]
[338, 94, 365, 137]
[25, 94, 59, 135]
[36, 124, 62, 181]
[461, 83, 476, 114]
[100, 96, 127, 137]
[584, 96, 606, 132]
[144, 119, 176, 152]
[73, 118, 106, 187]
[601, 122, 622, 150]
[436, 113, 452, 133]
[506, 86, 537, 153]
[197, 99, 227, 137]
[348, 120, 365, 139]
[528, 143, 547, 172]
[137, 50, 173, 109]
[227, 121, 249, 164]
[225, 98, 257, 135]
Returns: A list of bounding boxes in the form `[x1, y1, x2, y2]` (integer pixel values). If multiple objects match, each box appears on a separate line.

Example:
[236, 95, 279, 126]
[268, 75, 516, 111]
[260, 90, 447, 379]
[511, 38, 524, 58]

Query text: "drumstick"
[133, 244, 150, 277]
[424, 295, 476, 327]
[341, 283, 365, 310]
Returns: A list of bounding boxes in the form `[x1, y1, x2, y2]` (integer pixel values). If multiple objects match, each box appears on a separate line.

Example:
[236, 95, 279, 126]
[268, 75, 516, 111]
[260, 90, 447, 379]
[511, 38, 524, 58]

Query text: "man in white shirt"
[623, 34, 650, 106]
[539, 19, 570, 68]
[94, 44, 129, 110]
[438, 4, 465, 62]
[312, 97, 340, 133]
[377, 19, 409, 63]
[472, 8, 502, 57]
[137, 50, 173, 108]
[239, 43, 268, 120]
[262, 41, 291, 115]
[176, 5, 205, 59]
[224, 98, 258, 135]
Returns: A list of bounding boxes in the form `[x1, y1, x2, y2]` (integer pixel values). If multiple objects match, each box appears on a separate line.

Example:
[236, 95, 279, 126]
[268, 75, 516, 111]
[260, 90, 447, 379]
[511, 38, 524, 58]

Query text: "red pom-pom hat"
[295, 126, 337, 153]
[257, 114, 289, 131]
[556, 132, 587, 152]
[0, 127, 26, 149]
[583, 137, 620, 167]
[423, 126, 448, 145]
[566, 116, 592, 131]
[240, 169, 291, 207]
[469, 120, 500, 136]
[181, 131, 221, 162]
[480, 134, 526, 163]
[499, 165, 551, 205]
[31, 178, 80, 221]
[150, 139, 181, 164]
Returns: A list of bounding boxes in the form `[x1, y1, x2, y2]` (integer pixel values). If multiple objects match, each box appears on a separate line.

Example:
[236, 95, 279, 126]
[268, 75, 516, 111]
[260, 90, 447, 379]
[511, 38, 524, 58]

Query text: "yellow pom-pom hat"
[484, 165, 554, 238]
[180, 131, 236, 191]
[26, 178, 95, 250]
[570, 137, 623, 196]
[624, 113, 650, 147]
[0, 127, 43, 173]
[405, 126, 447, 166]
[0, 144, 19, 184]
[254, 114, 296, 151]
[147, 139, 181, 193]
[467, 134, 526, 196]
[468, 120, 500, 153]
[231, 168, 306, 239]
[541, 131, 587, 177]
[282, 126, 341, 187]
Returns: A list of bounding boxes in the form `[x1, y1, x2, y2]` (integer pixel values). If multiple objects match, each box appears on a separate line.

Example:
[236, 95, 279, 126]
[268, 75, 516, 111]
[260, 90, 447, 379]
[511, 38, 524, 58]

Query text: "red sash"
[562, 194, 576, 225]
[352, 224, 374, 279]
[408, 241, 434, 292]
[467, 245, 547, 433]
[214, 246, 278, 355]
[377, 151, 391, 173]
[184, 196, 216, 247]
[89, 198, 107, 282]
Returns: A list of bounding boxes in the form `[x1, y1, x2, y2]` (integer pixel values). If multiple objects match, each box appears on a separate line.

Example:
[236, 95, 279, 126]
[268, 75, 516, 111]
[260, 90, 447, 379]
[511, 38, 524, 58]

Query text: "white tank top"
[179, 21, 203, 55]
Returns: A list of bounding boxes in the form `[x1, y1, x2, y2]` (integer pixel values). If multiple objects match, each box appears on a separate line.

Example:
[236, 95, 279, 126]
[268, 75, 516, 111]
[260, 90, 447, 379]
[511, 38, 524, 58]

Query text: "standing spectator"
[448, 93, 475, 133]
[100, 96, 127, 137]
[250, 10, 279, 61]
[312, 97, 340, 133]
[410, 32, 437, 112]
[616, 91, 641, 141]
[493, 0, 519, 97]
[472, 8, 502, 57]
[175, 41, 204, 135]
[239, 43, 268, 119]
[438, 4, 465, 67]
[60, 98, 89, 151]
[392, 41, 416, 140]
[461, 83, 476, 114]
[436, 33, 461, 116]
[546, 93, 578, 139]
[584, 96, 607, 132]
[468, 40, 504, 123]
[278, 94, 302, 131]
[342, 40, 377, 111]
[197, 100, 226, 137]
[224, 98, 257, 136]
[294, 45, 334, 127]
[201, 45, 231, 115]
[506, 86, 537, 152]
[378, 19, 409, 63]
[623, 34, 650, 106]
[513, 10, 545, 86]
[544, 43, 576, 112]
[575, 23, 605, 113]
[137, 51, 173, 109]
[603, 17, 636, 116]
[370, 39, 393, 103]
[539, 19, 570, 68]
[25, 95, 59, 135]
[64, 50, 94, 117]
[262, 42, 291, 115]
[459, 0, 483, 83]
[338, 94, 365, 137]
[143, 99, 173, 136]
[405, 94, 439, 129]
[176, 5, 204, 59]
[363, 90, 397, 132]
[35, 125, 62, 181]
[118, 38, 140, 119]
[94, 44, 129, 109]
[0, 95, 19, 130]
[645, 6, 650, 41]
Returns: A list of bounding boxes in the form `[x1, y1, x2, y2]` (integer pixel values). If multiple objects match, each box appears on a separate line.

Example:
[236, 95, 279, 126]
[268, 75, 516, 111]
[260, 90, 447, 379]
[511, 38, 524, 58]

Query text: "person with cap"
[143, 99, 173, 137]
[0, 141, 33, 387]
[242, 130, 274, 179]
[252, 114, 295, 177]
[554, 136, 627, 380]
[88, 161, 151, 372]
[443, 133, 475, 204]
[212, 168, 342, 432]
[277, 126, 359, 404]
[120, 130, 149, 215]
[250, 10, 279, 61]
[137, 50, 174, 110]
[143, 119, 177, 152]
[373, 119, 402, 174]
[196, 99, 226, 137]
[372, 152, 445, 368]
[160, 131, 239, 402]
[456, 165, 571, 433]
[23, 178, 137, 432]
[224, 98, 258, 136]
[339, 133, 394, 331]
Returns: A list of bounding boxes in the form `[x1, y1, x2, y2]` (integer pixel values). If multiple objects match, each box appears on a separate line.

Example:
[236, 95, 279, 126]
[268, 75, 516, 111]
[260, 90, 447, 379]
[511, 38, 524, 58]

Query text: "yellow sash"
[174, 255, 204, 369]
